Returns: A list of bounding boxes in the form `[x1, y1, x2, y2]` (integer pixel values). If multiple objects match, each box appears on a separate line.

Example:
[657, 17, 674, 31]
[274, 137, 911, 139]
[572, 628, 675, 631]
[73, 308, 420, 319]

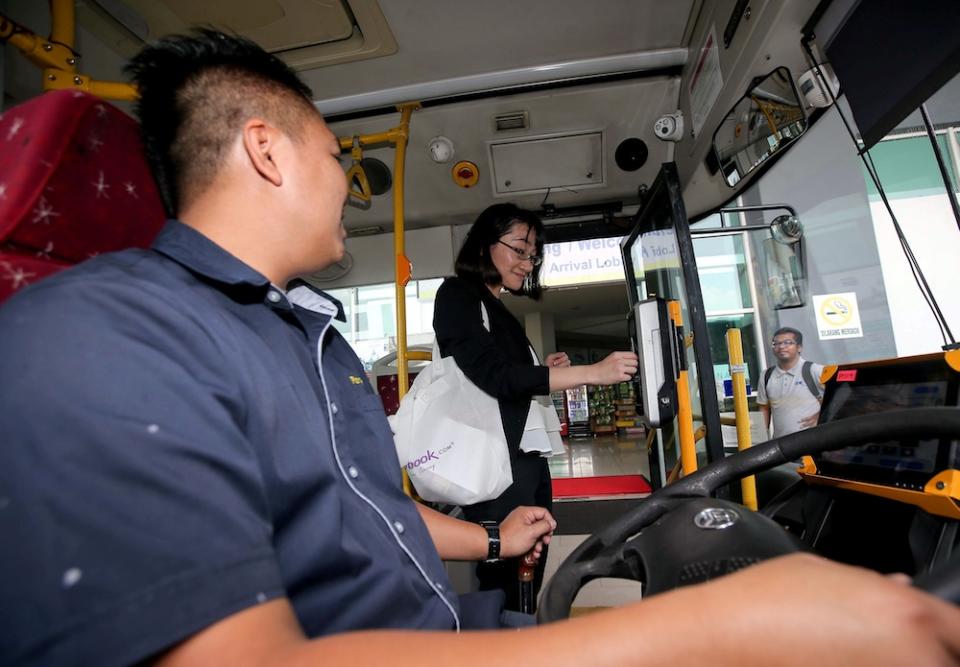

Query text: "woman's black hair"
[454, 203, 546, 299]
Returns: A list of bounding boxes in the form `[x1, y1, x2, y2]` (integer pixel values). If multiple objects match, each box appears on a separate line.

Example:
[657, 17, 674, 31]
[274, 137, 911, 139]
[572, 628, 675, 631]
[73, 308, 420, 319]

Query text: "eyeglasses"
[497, 240, 542, 267]
[771, 340, 798, 348]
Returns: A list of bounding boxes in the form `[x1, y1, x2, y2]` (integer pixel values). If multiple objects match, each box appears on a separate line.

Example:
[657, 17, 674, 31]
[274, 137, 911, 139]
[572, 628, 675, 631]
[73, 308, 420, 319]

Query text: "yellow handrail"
[726, 328, 758, 510]
[338, 103, 421, 495]
[345, 137, 373, 202]
[1, 0, 138, 101]
[668, 301, 698, 476]
[50, 0, 75, 48]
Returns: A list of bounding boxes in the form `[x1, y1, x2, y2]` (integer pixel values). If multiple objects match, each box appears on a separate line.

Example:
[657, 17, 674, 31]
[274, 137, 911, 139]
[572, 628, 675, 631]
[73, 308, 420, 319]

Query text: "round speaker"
[355, 158, 392, 196]
[615, 138, 648, 172]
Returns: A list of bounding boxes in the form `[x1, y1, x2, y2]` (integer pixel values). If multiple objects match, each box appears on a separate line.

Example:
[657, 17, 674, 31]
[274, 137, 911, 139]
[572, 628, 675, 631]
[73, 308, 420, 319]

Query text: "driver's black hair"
[125, 28, 316, 217]
[455, 203, 546, 300]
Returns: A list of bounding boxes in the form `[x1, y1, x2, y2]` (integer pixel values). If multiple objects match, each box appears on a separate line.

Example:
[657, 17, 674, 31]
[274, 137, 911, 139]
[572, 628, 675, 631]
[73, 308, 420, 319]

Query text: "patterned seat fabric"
[0, 90, 165, 302]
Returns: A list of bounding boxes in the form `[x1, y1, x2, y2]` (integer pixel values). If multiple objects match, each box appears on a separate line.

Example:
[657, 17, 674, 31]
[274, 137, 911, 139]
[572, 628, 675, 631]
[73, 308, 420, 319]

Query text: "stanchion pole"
[339, 103, 421, 496]
[726, 328, 758, 510]
[668, 301, 698, 476]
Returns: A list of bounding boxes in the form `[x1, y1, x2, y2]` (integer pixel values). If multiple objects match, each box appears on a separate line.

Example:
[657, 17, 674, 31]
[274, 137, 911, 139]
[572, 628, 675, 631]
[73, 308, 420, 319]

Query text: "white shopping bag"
[390, 340, 512, 506]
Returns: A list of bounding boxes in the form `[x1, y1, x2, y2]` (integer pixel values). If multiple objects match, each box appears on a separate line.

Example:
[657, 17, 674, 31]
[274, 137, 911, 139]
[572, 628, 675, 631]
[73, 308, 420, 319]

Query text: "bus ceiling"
[5, 1, 956, 229]
[316, 0, 830, 229]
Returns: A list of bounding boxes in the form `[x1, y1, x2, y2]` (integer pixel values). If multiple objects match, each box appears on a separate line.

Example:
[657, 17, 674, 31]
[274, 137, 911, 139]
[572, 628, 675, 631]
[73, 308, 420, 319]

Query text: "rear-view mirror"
[712, 67, 806, 187]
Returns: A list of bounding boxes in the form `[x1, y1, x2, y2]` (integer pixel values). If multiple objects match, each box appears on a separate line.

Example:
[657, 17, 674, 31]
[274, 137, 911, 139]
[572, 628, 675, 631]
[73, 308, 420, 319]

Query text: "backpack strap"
[765, 362, 822, 399]
[801, 360, 822, 399]
[764, 365, 775, 394]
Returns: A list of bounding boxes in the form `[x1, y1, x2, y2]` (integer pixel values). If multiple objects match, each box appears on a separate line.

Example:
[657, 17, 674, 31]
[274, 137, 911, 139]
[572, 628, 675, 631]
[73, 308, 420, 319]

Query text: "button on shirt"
[756, 356, 825, 438]
[0, 221, 459, 667]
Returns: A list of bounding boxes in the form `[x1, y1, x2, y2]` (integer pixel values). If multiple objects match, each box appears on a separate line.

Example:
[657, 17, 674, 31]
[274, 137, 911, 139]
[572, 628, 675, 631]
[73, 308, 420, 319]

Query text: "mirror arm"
[716, 203, 798, 217]
[691, 203, 799, 237]
[689, 223, 773, 237]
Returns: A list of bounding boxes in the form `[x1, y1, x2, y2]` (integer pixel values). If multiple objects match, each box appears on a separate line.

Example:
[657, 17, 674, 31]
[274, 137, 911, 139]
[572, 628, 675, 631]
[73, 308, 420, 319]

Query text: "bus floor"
[548, 433, 651, 480]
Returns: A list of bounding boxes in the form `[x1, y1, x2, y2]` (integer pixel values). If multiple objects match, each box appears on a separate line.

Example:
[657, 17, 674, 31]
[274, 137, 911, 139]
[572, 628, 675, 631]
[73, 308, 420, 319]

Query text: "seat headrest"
[0, 90, 165, 265]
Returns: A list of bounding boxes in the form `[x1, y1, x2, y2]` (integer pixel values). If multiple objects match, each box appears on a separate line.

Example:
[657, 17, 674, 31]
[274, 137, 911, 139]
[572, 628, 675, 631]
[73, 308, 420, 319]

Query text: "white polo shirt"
[756, 356, 825, 438]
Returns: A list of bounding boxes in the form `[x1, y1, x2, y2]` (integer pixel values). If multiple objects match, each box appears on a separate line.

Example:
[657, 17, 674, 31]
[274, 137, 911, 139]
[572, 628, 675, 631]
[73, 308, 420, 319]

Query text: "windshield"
[700, 72, 960, 397]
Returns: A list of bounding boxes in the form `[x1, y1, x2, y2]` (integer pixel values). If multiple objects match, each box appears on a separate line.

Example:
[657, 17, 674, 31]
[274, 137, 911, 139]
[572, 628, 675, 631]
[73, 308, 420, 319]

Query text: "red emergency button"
[452, 160, 479, 188]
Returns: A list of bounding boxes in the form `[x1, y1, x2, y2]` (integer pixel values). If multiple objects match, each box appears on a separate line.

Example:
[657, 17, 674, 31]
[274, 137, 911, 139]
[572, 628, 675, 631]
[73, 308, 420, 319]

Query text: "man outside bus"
[757, 326, 825, 438]
[1, 30, 958, 667]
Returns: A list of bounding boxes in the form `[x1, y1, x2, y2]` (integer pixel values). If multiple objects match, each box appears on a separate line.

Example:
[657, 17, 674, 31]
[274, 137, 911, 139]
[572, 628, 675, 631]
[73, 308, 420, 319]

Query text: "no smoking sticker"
[813, 292, 863, 340]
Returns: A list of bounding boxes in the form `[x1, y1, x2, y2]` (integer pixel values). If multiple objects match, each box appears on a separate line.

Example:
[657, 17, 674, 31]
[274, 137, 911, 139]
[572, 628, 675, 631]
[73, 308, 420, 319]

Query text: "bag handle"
[432, 301, 489, 360]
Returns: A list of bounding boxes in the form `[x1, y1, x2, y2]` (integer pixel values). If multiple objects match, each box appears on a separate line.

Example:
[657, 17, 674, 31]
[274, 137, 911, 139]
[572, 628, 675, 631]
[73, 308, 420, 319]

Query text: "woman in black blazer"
[433, 203, 637, 612]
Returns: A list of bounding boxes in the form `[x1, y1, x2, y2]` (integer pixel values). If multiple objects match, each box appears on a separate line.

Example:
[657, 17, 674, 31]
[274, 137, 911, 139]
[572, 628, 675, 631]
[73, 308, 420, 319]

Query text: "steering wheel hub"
[693, 506, 740, 529]
[626, 497, 799, 597]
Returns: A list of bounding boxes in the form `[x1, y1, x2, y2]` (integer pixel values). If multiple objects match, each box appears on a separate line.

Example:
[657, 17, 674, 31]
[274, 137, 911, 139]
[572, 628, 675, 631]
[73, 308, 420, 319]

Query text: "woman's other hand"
[545, 352, 571, 368]
[591, 351, 638, 385]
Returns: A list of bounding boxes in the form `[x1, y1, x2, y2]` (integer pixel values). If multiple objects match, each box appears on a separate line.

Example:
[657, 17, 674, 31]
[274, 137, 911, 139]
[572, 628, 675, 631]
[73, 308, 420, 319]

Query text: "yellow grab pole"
[335, 103, 420, 400]
[668, 301, 698, 476]
[1, 12, 74, 72]
[339, 129, 400, 148]
[392, 104, 418, 497]
[337, 105, 420, 495]
[42, 71, 139, 100]
[392, 104, 417, 400]
[726, 328, 758, 510]
[338, 128, 412, 151]
[2, 3, 138, 100]
[48, 0, 137, 99]
[85, 78, 138, 101]
[50, 0, 75, 50]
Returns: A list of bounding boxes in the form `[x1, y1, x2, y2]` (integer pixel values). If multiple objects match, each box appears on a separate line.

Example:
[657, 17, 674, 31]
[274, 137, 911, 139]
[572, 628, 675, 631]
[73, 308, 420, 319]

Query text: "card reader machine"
[628, 297, 684, 428]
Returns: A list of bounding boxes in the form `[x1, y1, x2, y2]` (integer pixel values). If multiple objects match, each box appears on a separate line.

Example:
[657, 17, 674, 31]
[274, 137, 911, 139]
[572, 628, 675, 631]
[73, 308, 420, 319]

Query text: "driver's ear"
[241, 119, 283, 187]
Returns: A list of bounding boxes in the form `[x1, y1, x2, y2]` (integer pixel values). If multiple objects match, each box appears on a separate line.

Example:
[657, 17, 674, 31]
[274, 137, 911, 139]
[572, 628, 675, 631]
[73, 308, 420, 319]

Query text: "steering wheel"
[538, 407, 960, 622]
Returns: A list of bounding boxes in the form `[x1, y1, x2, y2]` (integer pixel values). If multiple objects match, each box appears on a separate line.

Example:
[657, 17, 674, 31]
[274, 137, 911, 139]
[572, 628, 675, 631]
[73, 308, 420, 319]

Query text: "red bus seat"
[0, 90, 165, 303]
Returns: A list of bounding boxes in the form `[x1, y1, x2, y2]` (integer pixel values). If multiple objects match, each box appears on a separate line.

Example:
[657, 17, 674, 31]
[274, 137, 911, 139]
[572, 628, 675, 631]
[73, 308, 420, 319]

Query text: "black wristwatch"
[479, 521, 501, 562]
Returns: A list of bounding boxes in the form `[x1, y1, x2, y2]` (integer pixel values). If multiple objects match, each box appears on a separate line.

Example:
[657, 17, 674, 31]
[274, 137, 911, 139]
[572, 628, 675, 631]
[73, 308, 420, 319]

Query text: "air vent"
[494, 111, 529, 132]
[490, 130, 604, 195]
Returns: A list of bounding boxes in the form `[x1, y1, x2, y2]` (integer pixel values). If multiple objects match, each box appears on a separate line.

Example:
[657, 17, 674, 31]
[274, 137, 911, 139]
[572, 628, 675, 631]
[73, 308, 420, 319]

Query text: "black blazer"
[433, 276, 550, 455]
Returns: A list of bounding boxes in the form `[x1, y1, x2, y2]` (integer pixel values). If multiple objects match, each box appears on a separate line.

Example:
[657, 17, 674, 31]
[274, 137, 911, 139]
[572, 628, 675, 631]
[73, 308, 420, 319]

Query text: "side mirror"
[694, 208, 807, 309]
[712, 67, 807, 187]
[770, 214, 802, 244]
[763, 214, 806, 309]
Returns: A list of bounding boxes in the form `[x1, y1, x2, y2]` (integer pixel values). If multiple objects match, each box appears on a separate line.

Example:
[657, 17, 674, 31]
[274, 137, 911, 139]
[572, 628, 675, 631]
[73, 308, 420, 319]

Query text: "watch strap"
[479, 521, 501, 562]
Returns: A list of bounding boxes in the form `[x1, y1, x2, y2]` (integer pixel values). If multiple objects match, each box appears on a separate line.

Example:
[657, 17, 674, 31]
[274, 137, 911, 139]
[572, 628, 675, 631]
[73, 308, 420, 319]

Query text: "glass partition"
[621, 163, 725, 489]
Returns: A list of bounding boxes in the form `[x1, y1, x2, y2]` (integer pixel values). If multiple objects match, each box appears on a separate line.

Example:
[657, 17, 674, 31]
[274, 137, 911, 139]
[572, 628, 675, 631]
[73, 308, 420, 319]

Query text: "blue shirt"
[0, 221, 460, 666]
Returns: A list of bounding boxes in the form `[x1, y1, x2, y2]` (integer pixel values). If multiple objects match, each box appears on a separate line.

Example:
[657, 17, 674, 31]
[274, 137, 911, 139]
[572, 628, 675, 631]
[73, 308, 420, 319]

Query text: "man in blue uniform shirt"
[1, 29, 958, 667]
